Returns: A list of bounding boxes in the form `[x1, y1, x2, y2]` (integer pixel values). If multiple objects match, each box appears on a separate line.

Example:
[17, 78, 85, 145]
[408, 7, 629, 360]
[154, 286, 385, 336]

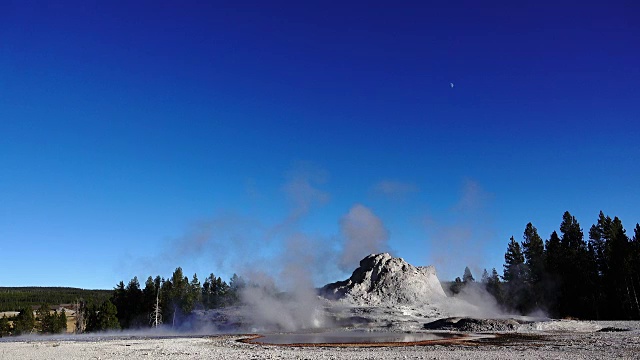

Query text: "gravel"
[1, 322, 639, 360]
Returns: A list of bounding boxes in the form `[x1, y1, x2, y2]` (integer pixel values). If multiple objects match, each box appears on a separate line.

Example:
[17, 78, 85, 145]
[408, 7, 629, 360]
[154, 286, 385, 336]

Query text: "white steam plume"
[423, 179, 495, 281]
[239, 232, 332, 331]
[339, 204, 391, 272]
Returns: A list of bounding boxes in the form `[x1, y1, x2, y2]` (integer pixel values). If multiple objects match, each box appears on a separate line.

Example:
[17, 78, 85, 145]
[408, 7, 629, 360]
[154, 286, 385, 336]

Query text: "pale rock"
[321, 253, 447, 306]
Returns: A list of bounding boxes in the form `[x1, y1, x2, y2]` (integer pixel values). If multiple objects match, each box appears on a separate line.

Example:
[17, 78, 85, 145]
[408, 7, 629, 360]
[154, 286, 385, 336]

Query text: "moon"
[450, 83, 454, 88]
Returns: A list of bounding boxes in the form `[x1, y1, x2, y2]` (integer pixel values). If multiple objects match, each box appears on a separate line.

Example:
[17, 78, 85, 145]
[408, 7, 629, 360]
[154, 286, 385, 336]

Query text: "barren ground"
[1, 321, 639, 360]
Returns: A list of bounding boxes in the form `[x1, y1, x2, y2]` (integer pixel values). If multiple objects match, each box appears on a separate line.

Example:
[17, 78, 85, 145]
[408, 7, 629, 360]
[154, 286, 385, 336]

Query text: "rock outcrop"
[320, 253, 447, 306]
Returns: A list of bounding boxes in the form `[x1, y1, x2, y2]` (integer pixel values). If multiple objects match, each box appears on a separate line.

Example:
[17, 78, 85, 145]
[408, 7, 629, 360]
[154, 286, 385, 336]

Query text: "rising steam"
[339, 204, 392, 272]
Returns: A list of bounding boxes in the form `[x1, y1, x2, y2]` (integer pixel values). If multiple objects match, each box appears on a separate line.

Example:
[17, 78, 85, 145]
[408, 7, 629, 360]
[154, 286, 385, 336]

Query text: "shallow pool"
[246, 331, 460, 345]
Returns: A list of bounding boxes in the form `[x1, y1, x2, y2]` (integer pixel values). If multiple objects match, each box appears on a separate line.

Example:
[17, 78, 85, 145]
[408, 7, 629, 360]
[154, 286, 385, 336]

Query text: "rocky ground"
[1, 322, 639, 360]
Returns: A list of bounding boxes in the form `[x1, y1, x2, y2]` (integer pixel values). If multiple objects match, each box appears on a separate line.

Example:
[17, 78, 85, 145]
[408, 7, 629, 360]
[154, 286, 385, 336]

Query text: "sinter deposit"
[321, 253, 447, 306]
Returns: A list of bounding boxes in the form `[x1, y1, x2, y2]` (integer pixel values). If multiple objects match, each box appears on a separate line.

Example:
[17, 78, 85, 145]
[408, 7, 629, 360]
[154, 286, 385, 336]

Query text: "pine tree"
[589, 211, 611, 276]
[503, 236, 527, 313]
[142, 276, 158, 324]
[84, 302, 100, 332]
[558, 211, 592, 318]
[631, 224, 640, 318]
[481, 269, 490, 284]
[189, 273, 202, 311]
[215, 276, 229, 306]
[112, 281, 126, 328]
[36, 304, 53, 334]
[13, 307, 35, 335]
[165, 267, 194, 327]
[544, 230, 564, 317]
[98, 300, 120, 330]
[227, 273, 245, 305]
[202, 273, 218, 309]
[450, 277, 463, 295]
[606, 217, 634, 318]
[503, 236, 525, 282]
[522, 222, 545, 310]
[560, 211, 586, 252]
[486, 268, 504, 306]
[124, 276, 144, 327]
[0, 315, 10, 337]
[545, 231, 563, 275]
[57, 309, 68, 333]
[463, 267, 475, 283]
[522, 222, 545, 284]
[587, 213, 636, 318]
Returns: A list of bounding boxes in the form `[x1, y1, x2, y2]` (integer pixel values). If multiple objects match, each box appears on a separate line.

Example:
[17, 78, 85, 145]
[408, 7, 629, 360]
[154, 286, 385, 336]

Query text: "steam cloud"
[423, 179, 496, 281]
[371, 180, 419, 199]
[339, 204, 392, 272]
[238, 232, 334, 331]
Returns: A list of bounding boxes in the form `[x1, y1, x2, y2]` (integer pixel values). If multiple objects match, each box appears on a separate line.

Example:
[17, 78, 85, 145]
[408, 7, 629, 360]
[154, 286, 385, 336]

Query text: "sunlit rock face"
[321, 253, 447, 306]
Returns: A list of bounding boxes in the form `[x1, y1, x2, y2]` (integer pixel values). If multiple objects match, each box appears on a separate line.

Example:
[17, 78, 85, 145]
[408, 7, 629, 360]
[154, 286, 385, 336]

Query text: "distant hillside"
[0, 287, 111, 312]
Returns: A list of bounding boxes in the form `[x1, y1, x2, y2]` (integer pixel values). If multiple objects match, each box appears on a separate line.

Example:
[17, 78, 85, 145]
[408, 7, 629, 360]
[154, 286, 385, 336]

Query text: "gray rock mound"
[423, 317, 526, 332]
[320, 253, 447, 306]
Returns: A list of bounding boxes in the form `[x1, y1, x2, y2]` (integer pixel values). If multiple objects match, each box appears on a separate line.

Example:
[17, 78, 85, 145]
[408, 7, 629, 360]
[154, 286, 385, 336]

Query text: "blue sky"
[1, 1, 639, 289]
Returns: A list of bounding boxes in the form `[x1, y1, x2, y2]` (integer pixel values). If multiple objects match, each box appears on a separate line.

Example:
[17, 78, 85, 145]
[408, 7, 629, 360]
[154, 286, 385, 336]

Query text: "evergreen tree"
[450, 277, 463, 295]
[481, 269, 490, 283]
[111, 281, 127, 328]
[587, 212, 635, 318]
[12, 307, 35, 335]
[142, 276, 158, 324]
[522, 222, 545, 310]
[544, 230, 564, 317]
[588, 212, 612, 318]
[558, 211, 593, 318]
[522, 222, 545, 283]
[84, 302, 100, 332]
[124, 276, 144, 327]
[545, 231, 563, 275]
[485, 268, 504, 306]
[189, 273, 202, 310]
[202, 273, 230, 308]
[560, 211, 586, 252]
[503, 236, 525, 282]
[215, 276, 230, 306]
[227, 273, 245, 305]
[589, 211, 611, 276]
[57, 309, 68, 333]
[503, 236, 527, 312]
[162, 267, 195, 327]
[36, 304, 54, 333]
[605, 217, 635, 318]
[463, 267, 475, 283]
[97, 300, 120, 330]
[0, 315, 10, 337]
[631, 224, 640, 318]
[160, 277, 173, 325]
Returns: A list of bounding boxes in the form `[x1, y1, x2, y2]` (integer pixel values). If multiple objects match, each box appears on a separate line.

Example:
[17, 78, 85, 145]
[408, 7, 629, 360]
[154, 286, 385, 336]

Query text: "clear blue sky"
[1, 1, 639, 289]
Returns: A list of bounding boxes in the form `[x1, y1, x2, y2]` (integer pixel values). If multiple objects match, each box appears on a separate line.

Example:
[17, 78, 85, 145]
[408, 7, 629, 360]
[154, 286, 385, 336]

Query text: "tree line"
[74, 267, 244, 332]
[451, 211, 640, 320]
[0, 304, 68, 336]
[0, 268, 243, 336]
[0, 287, 111, 312]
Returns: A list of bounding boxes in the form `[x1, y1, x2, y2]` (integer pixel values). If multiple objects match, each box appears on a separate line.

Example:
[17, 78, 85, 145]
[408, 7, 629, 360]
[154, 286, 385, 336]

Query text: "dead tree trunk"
[73, 300, 86, 334]
[150, 290, 162, 328]
[625, 277, 634, 318]
[631, 275, 640, 319]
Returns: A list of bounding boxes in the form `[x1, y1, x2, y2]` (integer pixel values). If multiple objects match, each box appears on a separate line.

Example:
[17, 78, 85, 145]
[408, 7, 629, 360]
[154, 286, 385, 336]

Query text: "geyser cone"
[320, 253, 447, 306]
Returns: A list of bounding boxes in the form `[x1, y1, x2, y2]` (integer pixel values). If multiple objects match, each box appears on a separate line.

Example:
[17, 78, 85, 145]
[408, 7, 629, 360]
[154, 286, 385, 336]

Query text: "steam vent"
[321, 253, 446, 306]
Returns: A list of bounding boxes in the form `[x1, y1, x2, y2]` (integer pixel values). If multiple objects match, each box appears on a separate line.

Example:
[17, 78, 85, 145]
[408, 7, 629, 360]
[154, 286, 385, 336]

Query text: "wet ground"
[241, 330, 464, 346]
